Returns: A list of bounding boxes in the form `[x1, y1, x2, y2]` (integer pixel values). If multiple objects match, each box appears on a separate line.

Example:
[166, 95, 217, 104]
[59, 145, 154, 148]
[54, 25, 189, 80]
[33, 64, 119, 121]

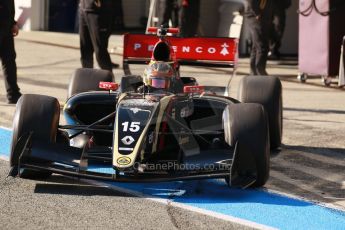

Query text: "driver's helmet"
[143, 61, 175, 90]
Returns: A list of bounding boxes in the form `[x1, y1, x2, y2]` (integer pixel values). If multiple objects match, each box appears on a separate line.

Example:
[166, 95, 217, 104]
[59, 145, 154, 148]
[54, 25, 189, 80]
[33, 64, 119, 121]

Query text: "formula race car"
[9, 27, 282, 188]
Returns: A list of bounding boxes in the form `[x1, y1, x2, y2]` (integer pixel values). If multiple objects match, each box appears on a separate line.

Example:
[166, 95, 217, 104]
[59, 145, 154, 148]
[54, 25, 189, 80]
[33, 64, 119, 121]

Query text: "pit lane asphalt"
[0, 160, 253, 230]
[0, 32, 345, 229]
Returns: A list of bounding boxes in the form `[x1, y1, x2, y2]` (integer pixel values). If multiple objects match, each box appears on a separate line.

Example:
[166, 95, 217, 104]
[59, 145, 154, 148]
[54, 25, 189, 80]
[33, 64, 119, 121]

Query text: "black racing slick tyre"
[10, 94, 60, 179]
[67, 68, 114, 98]
[223, 103, 270, 187]
[238, 75, 283, 150]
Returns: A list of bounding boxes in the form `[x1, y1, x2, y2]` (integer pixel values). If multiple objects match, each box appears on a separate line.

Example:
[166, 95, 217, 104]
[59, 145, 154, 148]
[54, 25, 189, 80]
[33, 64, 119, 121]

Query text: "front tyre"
[10, 94, 60, 179]
[223, 103, 270, 187]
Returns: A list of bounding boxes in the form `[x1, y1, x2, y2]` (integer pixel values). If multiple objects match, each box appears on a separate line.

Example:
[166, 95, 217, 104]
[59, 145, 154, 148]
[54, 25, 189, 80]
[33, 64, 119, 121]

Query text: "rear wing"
[123, 34, 239, 75]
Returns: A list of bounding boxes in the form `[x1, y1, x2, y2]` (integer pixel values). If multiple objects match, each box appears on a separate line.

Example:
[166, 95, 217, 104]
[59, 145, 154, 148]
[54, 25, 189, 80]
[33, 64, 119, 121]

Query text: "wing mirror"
[99, 82, 119, 91]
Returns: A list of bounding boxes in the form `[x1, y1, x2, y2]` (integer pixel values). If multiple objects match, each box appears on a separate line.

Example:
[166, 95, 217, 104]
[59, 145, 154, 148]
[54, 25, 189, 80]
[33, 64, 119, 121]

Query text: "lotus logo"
[130, 108, 141, 114]
[117, 157, 131, 166]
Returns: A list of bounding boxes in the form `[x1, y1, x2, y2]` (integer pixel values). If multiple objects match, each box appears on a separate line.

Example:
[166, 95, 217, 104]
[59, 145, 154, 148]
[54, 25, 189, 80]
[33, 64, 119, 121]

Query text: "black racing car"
[9, 28, 282, 188]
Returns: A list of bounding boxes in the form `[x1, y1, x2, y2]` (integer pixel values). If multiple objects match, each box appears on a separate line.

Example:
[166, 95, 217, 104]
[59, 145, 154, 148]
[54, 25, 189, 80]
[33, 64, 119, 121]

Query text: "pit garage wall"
[200, 0, 298, 55]
[122, 0, 151, 28]
[119, 0, 299, 55]
[14, 0, 298, 55]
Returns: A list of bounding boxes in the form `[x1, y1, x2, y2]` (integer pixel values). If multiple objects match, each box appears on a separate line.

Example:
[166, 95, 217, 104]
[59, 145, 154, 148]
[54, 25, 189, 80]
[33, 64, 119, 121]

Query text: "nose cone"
[113, 97, 158, 169]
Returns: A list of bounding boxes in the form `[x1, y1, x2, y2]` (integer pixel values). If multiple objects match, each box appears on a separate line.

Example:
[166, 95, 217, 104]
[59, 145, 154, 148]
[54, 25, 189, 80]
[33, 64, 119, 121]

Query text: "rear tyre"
[10, 94, 60, 179]
[67, 68, 114, 98]
[238, 75, 283, 150]
[223, 103, 270, 187]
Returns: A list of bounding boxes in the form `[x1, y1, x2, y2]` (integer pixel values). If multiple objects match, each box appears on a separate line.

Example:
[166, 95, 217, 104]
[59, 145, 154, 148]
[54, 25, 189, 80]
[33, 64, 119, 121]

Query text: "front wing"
[9, 133, 256, 188]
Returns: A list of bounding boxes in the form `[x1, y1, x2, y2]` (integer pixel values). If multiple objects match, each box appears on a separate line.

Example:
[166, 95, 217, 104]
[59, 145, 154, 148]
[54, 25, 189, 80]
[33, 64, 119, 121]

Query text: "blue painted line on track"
[1, 127, 345, 229]
[0, 128, 11, 158]
[108, 180, 345, 230]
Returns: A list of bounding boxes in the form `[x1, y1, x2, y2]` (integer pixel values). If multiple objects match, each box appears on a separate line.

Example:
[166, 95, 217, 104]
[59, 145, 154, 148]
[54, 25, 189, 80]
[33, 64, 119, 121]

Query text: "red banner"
[123, 34, 238, 63]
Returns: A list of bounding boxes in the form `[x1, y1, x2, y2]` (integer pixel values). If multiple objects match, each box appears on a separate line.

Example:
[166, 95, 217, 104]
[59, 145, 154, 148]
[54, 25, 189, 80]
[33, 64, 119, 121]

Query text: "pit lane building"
[14, 0, 298, 55]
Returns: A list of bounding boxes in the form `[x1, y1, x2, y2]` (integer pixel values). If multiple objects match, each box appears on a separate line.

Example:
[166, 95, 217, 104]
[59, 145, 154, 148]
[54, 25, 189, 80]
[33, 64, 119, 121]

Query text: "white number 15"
[121, 122, 140, 132]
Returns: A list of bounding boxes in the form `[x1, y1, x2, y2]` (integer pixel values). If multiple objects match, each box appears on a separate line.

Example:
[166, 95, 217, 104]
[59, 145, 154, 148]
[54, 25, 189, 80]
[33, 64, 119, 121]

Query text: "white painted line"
[323, 196, 345, 200]
[0, 155, 9, 161]
[0, 126, 12, 131]
[85, 179, 277, 230]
